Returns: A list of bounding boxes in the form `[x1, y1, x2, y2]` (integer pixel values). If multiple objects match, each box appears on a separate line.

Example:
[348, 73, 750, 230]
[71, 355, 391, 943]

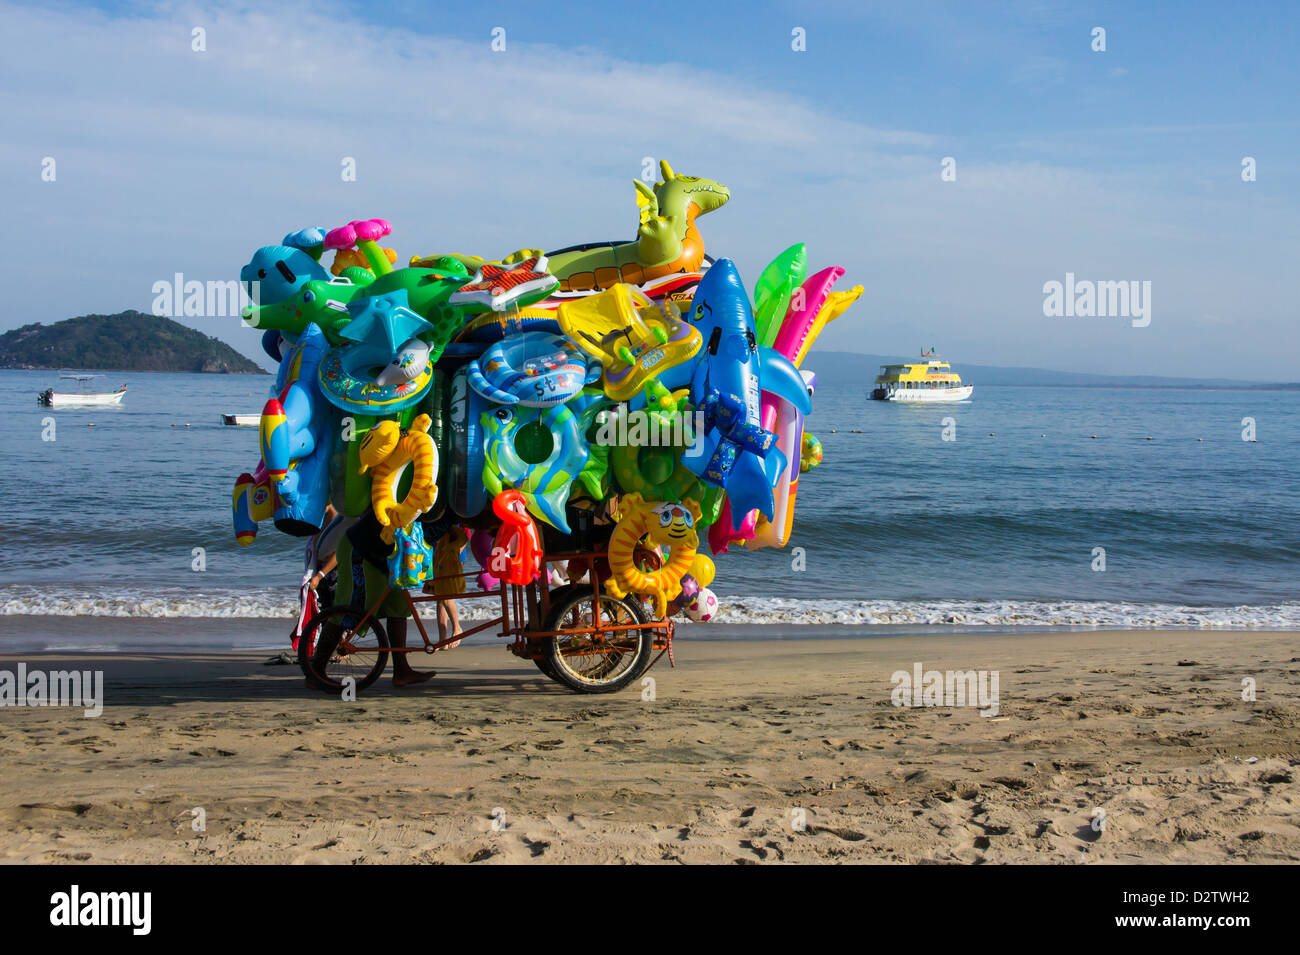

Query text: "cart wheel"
[531, 584, 578, 683]
[542, 588, 653, 694]
[299, 604, 390, 695]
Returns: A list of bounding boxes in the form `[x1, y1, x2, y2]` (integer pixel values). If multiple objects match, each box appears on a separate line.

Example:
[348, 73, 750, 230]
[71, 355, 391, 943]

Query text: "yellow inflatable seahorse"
[358, 414, 437, 543]
[604, 493, 700, 619]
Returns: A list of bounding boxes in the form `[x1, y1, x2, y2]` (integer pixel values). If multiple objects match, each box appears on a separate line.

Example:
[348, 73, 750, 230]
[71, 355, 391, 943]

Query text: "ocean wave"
[0, 585, 502, 620]
[0, 586, 298, 618]
[695, 596, 1300, 629]
[2, 585, 1299, 631]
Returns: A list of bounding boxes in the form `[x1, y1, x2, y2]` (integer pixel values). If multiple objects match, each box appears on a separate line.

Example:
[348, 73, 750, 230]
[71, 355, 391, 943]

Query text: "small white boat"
[37, 375, 127, 408]
[871, 355, 973, 403]
[222, 413, 260, 427]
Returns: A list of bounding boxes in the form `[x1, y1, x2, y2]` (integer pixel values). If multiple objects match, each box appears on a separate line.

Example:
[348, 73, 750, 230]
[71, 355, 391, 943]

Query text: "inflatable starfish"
[338, 291, 434, 365]
[449, 256, 558, 312]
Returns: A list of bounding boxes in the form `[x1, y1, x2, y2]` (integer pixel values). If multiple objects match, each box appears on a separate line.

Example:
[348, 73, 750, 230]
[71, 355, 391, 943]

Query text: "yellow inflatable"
[792, 286, 863, 367]
[358, 414, 438, 543]
[558, 283, 701, 402]
[332, 246, 397, 276]
[689, 553, 716, 588]
[605, 493, 701, 619]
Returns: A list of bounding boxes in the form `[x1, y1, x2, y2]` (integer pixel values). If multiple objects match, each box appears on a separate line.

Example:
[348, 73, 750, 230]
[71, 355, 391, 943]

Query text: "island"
[0, 311, 266, 374]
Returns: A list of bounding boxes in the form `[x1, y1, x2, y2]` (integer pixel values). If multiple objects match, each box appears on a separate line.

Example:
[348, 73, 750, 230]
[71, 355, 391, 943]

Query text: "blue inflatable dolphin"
[680, 259, 812, 526]
[263, 323, 334, 536]
[240, 242, 332, 315]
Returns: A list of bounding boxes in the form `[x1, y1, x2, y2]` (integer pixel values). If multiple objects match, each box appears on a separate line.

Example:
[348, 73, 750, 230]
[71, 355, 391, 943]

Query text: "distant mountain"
[0, 311, 266, 374]
[806, 351, 1299, 390]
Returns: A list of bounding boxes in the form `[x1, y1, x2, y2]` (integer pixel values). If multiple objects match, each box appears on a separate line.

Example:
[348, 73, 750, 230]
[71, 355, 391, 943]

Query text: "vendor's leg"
[385, 617, 427, 685]
[360, 559, 434, 686]
[388, 616, 436, 686]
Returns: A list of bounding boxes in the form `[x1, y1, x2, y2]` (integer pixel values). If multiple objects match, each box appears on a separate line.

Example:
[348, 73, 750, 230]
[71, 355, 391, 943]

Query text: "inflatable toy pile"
[232, 161, 861, 621]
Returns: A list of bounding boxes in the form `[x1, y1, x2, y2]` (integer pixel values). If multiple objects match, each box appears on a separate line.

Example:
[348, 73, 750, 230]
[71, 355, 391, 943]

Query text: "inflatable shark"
[679, 259, 811, 527]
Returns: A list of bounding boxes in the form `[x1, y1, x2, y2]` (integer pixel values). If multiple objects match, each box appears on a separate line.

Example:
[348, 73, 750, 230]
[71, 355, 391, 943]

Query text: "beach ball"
[685, 587, 718, 622]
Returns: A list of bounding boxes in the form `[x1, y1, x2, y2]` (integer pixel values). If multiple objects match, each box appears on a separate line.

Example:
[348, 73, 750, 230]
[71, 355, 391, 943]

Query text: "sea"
[1, 367, 1297, 651]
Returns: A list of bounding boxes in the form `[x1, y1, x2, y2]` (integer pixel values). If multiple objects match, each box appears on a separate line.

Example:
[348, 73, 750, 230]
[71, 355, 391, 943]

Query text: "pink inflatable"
[771, 267, 844, 363]
[469, 528, 499, 591]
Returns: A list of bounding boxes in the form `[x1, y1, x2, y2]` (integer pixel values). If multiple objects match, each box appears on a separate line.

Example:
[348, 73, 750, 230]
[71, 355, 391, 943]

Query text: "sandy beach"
[0, 628, 1296, 864]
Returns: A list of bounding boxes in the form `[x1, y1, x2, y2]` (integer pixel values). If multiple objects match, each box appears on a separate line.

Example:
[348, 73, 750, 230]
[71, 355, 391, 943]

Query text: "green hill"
[0, 311, 265, 374]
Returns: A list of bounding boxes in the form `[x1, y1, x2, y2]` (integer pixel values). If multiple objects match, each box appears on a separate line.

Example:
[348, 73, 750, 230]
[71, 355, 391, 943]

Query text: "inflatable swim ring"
[481, 403, 589, 534]
[467, 332, 595, 407]
[604, 494, 701, 620]
[319, 345, 433, 416]
[358, 413, 438, 544]
[317, 293, 436, 416]
[609, 382, 701, 502]
[452, 308, 562, 345]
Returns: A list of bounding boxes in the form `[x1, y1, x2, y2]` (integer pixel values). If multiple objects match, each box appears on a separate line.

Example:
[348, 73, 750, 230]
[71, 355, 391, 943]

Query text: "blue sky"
[4, 0, 1297, 378]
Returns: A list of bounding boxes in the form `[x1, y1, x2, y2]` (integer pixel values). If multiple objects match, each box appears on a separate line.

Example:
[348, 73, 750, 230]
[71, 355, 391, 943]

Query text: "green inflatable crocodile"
[242, 266, 468, 351]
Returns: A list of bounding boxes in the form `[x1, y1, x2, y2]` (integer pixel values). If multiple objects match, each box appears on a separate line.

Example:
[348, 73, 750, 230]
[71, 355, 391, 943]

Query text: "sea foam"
[2, 586, 1298, 631]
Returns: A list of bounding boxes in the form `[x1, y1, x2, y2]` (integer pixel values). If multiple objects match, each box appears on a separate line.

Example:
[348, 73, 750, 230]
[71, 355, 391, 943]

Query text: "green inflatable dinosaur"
[545, 160, 729, 292]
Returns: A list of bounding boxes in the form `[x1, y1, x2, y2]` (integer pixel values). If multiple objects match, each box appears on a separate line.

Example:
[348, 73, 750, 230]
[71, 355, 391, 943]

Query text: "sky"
[3, 0, 1297, 379]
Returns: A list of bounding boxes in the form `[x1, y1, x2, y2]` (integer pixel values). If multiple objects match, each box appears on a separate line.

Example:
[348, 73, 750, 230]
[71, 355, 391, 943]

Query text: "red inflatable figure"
[491, 490, 542, 586]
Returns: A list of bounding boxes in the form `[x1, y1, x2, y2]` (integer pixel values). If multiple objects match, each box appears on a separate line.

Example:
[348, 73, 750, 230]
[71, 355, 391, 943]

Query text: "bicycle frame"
[328, 545, 677, 671]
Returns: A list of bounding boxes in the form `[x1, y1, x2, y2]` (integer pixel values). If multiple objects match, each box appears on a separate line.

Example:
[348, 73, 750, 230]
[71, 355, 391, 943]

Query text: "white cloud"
[1, 1, 1296, 379]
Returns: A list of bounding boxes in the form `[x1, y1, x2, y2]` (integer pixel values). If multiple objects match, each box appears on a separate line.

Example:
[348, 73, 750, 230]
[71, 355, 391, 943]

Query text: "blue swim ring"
[467, 332, 597, 407]
[454, 312, 562, 344]
[480, 403, 589, 533]
[317, 346, 434, 415]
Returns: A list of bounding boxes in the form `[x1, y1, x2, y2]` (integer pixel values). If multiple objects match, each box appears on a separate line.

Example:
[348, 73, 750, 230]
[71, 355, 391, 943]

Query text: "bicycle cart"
[298, 546, 676, 695]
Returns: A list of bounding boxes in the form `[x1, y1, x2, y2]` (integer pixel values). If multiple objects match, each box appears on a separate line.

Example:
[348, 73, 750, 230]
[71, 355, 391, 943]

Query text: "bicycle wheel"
[531, 584, 579, 683]
[542, 588, 653, 694]
[534, 653, 560, 681]
[298, 604, 390, 695]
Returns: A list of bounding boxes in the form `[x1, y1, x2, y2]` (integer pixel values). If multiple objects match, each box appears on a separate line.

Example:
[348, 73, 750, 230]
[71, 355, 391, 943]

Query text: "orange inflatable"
[491, 490, 542, 586]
